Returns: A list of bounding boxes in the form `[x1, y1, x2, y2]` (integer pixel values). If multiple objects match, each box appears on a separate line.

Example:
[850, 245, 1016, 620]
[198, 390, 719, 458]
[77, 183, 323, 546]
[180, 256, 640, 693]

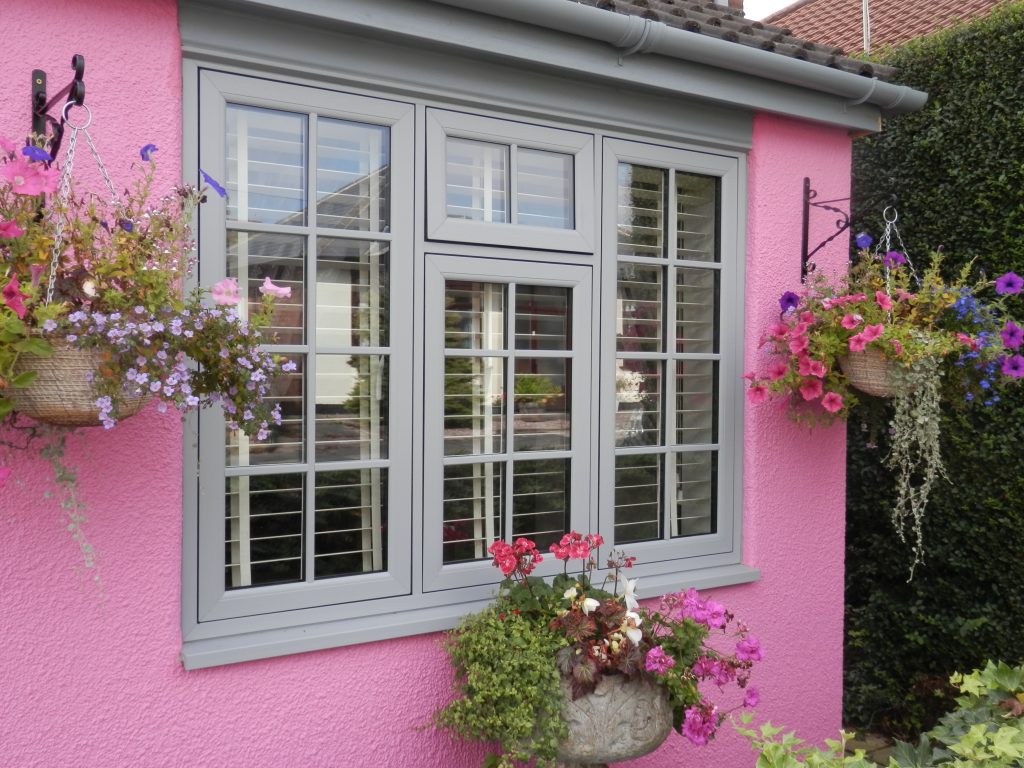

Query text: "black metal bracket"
[800, 176, 896, 282]
[31, 54, 85, 161]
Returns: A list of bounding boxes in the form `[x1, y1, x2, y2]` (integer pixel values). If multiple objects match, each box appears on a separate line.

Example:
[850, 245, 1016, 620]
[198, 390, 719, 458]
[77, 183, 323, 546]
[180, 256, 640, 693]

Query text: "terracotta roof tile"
[572, 0, 899, 79]
[764, 0, 1009, 53]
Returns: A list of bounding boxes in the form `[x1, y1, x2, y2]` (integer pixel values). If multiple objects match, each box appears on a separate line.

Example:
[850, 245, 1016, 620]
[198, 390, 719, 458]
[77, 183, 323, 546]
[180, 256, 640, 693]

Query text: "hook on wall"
[31, 54, 85, 161]
[800, 176, 897, 282]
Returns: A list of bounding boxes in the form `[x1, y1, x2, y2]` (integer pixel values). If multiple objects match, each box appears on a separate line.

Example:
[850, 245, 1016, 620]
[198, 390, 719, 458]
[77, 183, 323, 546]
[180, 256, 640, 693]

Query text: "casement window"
[182, 68, 750, 669]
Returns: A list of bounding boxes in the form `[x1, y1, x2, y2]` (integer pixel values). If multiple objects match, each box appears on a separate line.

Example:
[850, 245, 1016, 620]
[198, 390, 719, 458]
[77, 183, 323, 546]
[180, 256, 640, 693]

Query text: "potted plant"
[432, 532, 762, 768]
[0, 136, 290, 435]
[745, 233, 1023, 574]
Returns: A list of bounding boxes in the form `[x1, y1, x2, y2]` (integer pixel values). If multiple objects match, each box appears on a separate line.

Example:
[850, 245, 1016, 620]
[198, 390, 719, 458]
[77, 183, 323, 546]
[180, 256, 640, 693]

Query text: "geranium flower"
[778, 291, 800, 313]
[1000, 321, 1023, 350]
[841, 313, 862, 330]
[854, 232, 873, 249]
[996, 272, 1024, 295]
[821, 391, 844, 413]
[736, 635, 764, 661]
[0, 156, 57, 196]
[743, 686, 761, 708]
[258, 276, 291, 299]
[0, 219, 24, 238]
[1001, 355, 1024, 378]
[861, 323, 885, 342]
[882, 250, 906, 268]
[957, 333, 979, 351]
[682, 704, 718, 746]
[2, 276, 28, 319]
[199, 168, 227, 198]
[875, 291, 893, 311]
[644, 647, 676, 674]
[799, 378, 822, 401]
[746, 384, 768, 404]
[210, 277, 241, 306]
[139, 143, 158, 161]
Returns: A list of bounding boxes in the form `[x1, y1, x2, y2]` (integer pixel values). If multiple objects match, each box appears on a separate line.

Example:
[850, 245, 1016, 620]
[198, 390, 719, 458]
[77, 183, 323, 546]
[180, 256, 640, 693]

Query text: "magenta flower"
[768, 361, 789, 380]
[736, 635, 763, 661]
[0, 219, 24, 238]
[743, 686, 761, 708]
[644, 647, 676, 674]
[210, 277, 241, 306]
[1001, 354, 1024, 378]
[821, 391, 844, 413]
[841, 313, 862, 330]
[882, 250, 906, 268]
[1000, 321, 1024, 350]
[861, 323, 885, 342]
[682, 704, 718, 747]
[746, 385, 768, 404]
[875, 291, 893, 311]
[258, 276, 291, 299]
[799, 378, 823, 401]
[778, 291, 800, 313]
[848, 334, 867, 353]
[2, 276, 28, 319]
[996, 272, 1024, 296]
[0, 156, 57, 196]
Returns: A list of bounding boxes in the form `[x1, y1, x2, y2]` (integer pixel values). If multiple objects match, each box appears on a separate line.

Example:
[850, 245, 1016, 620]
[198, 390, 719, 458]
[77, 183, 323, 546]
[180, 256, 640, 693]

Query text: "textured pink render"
[0, 1, 850, 764]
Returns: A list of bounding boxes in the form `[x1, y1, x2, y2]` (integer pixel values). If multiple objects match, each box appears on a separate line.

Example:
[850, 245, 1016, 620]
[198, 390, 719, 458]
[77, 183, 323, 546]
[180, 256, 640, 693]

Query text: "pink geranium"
[821, 391, 844, 413]
[0, 156, 57, 196]
[798, 378, 823, 401]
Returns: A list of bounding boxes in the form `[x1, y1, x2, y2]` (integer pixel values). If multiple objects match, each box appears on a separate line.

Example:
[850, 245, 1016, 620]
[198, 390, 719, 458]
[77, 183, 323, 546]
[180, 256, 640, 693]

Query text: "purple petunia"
[139, 143, 158, 161]
[1001, 321, 1024, 350]
[882, 250, 907, 269]
[1001, 354, 1024, 378]
[779, 291, 800, 313]
[199, 168, 227, 198]
[996, 272, 1024, 296]
[854, 232, 873, 249]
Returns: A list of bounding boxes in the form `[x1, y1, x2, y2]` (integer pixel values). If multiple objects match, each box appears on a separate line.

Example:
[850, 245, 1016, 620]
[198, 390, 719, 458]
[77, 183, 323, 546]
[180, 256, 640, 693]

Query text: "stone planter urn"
[556, 674, 673, 768]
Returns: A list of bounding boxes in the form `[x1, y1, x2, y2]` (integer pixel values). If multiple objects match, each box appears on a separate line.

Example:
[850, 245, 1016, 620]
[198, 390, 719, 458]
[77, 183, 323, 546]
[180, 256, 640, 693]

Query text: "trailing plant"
[433, 533, 761, 767]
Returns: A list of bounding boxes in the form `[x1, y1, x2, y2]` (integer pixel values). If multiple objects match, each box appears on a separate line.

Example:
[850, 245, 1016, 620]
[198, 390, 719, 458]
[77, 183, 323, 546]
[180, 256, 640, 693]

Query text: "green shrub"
[846, 1, 1024, 736]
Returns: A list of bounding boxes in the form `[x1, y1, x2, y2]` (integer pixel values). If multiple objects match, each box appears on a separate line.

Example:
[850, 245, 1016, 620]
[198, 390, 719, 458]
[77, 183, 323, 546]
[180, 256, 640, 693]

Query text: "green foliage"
[433, 604, 569, 768]
[846, 0, 1024, 736]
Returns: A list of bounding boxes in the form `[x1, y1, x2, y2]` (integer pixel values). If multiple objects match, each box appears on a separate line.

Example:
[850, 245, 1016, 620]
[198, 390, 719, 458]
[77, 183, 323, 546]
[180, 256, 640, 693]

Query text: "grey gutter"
[426, 0, 927, 115]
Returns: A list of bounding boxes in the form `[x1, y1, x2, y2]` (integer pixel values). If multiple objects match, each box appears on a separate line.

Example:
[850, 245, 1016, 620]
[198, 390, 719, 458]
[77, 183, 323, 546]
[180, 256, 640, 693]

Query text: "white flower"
[581, 597, 600, 615]
[563, 586, 578, 600]
[623, 610, 643, 645]
[618, 573, 640, 611]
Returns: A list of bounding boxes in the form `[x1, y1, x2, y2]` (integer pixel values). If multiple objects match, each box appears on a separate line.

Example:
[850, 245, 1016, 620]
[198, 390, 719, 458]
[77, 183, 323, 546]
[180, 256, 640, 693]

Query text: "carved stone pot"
[556, 675, 673, 768]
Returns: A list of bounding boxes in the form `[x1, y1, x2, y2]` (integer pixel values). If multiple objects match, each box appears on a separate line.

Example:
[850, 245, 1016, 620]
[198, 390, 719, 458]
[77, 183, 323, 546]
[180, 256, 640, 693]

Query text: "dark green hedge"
[845, 1, 1024, 737]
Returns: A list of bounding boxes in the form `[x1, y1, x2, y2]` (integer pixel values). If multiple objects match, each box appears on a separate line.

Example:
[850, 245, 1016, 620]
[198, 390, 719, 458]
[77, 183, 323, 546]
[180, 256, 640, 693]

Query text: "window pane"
[676, 172, 719, 263]
[617, 163, 666, 258]
[615, 359, 662, 447]
[314, 469, 388, 578]
[514, 358, 570, 452]
[446, 138, 508, 223]
[614, 454, 661, 544]
[617, 263, 663, 353]
[227, 231, 305, 346]
[443, 462, 504, 564]
[515, 285, 570, 351]
[511, 459, 568, 551]
[316, 239, 389, 348]
[676, 361, 718, 446]
[315, 355, 388, 462]
[444, 356, 505, 457]
[227, 355, 305, 467]
[317, 118, 390, 232]
[225, 473, 304, 589]
[445, 281, 505, 350]
[673, 451, 716, 537]
[675, 268, 718, 354]
[226, 105, 306, 225]
[516, 149, 573, 229]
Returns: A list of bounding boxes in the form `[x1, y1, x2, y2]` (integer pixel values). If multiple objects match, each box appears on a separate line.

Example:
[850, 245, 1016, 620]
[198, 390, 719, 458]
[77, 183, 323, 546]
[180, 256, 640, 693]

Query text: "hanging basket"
[8, 339, 148, 427]
[839, 347, 907, 398]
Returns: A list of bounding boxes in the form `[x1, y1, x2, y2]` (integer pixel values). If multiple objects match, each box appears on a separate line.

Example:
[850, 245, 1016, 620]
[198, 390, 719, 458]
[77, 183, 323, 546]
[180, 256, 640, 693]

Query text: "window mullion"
[503, 281, 517, 544]
[509, 144, 518, 225]
[664, 169, 678, 541]
[304, 113, 319, 584]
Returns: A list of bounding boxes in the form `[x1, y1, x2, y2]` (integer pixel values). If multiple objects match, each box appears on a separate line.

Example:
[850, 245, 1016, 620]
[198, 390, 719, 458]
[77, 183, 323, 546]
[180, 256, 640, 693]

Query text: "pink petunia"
[896, 290, 916, 302]
[841, 313, 862, 330]
[800, 311, 816, 325]
[210, 277, 241, 306]
[769, 322, 789, 340]
[258, 276, 291, 299]
[890, 340, 904, 356]
[2, 276, 28, 319]
[788, 335, 809, 355]
[0, 137, 18, 154]
[848, 334, 867, 353]
[809, 360, 827, 378]
[821, 391, 844, 413]
[875, 291, 893, 311]
[746, 384, 769, 404]
[799, 378, 823, 401]
[741, 371, 756, 381]
[0, 156, 57, 196]
[768, 361, 789, 381]
[0, 219, 24, 238]
[861, 323, 885, 342]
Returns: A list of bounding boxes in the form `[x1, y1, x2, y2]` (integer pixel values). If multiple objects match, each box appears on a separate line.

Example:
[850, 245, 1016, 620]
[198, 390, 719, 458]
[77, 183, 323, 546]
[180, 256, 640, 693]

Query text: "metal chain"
[878, 206, 920, 285]
[44, 103, 121, 305]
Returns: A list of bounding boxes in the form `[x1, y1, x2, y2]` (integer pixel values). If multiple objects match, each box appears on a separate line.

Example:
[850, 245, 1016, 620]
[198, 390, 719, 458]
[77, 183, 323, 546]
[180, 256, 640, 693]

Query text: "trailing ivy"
[846, 1, 1024, 738]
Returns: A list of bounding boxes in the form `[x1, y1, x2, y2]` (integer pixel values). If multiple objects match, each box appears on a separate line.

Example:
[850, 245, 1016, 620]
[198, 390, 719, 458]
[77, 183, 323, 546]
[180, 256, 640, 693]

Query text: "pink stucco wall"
[0, 2, 851, 765]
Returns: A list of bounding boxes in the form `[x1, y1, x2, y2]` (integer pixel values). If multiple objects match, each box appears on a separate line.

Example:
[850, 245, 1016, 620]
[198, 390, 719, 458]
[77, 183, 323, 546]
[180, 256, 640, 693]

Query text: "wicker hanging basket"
[8, 339, 148, 427]
[839, 347, 907, 398]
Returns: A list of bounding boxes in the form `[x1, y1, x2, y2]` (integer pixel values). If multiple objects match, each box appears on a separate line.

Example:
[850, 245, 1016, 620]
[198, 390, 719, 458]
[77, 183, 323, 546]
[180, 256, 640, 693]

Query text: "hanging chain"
[44, 103, 120, 306]
[877, 206, 920, 287]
